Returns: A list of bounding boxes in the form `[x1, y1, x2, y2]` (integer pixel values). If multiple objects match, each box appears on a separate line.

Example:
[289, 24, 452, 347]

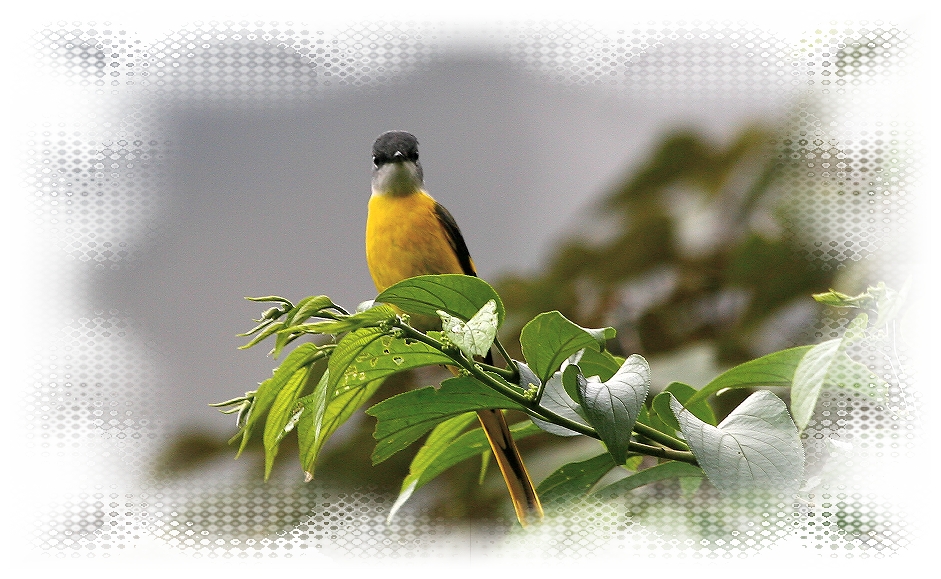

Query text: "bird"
[365, 130, 543, 526]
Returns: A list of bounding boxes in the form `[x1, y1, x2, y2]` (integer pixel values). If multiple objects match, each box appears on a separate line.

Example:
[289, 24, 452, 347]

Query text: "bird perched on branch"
[365, 130, 543, 525]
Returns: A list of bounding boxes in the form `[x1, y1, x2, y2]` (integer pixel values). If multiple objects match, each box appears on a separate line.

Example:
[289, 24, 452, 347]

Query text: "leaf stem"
[628, 442, 698, 465]
[493, 337, 520, 381]
[393, 319, 699, 465]
[633, 421, 690, 452]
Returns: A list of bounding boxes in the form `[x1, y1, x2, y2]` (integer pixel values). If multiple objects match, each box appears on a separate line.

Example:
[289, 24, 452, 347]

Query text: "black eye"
[413, 152, 419, 161]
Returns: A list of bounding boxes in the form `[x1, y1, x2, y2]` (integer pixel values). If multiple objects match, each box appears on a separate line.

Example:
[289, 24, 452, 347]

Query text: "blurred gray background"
[90, 53, 790, 435]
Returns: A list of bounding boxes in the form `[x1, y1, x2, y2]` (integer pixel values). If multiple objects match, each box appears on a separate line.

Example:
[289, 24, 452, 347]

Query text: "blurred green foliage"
[498, 125, 836, 366]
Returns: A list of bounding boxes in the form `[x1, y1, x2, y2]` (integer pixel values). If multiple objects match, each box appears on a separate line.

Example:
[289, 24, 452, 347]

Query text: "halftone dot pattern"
[23, 19, 919, 561]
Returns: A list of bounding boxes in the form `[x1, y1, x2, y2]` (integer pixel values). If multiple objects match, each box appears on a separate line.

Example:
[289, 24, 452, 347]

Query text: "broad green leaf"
[594, 461, 705, 497]
[297, 372, 387, 480]
[520, 311, 604, 384]
[572, 348, 622, 382]
[790, 338, 841, 430]
[438, 299, 498, 358]
[293, 303, 398, 335]
[561, 363, 584, 404]
[234, 343, 323, 456]
[388, 420, 542, 521]
[262, 365, 312, 479]
[366, 376, 526, 464]
[537, 453, 618, 504]
[375, 274, 506, 326]
[327, 328, 451, 397]
[578, 354, 650, 465]
[791, 319, 888, 431]
[683, 345, 813, 408]
[387, 412, 478, 521]
[530, 367, 590, 437]
[652, 382, 717, 431]
[641, 405, 676, 438]
[670, 390, 804, 494]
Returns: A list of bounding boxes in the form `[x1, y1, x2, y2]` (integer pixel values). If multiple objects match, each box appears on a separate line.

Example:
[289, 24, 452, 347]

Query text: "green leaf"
[791, 316, 887, 431]
[296, 372, 387, 480]
[386, 412, 479, 521]
[669, 390, 804, 494]
[572, 348, 622, 382]
[520, 311, 603, 384]
[594, 461, 705, 497]
[366, 376, 526, 464]
[375, 274, 506, 326]
[387, 419, 541, 521]
[652, 382, 717, 431]
[283, 295, 337, 327]
[327, 328, 451, 398]
[234, 343, 323, 456]
[790, 338, 841, 431]
[683, 345, 814, 409]
[438, 299, 498, 358]
[262, 365, 312, 480]
[561, 363, 584, 403]
[245, 295, 293, 305]
[577, 354, 650, 465]
[536, 453, 618, 504]
[238, 321, 285, 350]
[293, 303, 398, 335]
[530, 367, 590, 437]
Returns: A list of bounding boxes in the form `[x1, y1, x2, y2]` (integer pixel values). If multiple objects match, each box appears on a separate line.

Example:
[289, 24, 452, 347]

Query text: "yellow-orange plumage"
[366, 190, 469, 292]
[365, 130, 541, 526]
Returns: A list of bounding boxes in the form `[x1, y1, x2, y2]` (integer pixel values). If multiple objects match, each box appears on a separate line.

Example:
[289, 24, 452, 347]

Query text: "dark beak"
[393, 151, 405, 160]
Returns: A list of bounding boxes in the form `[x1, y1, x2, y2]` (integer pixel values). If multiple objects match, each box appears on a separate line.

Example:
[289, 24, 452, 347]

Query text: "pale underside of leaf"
[670, 390, 803, 494]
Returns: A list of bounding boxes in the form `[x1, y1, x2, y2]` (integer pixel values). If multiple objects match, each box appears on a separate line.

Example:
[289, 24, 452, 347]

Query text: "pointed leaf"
[297, 372, 387, 480]
[536, 453, 618, 504]
[386, 412, 478, 521]
[683, 345, 813, 408]
[375, 274, 505, 326]
[387, 420, 541, 521]
[594, 461, 705, 497]
[530, 367, 590, 437]
[520, 311, 605, 384]
[294, 303, 398, 335]
[578, 354, 650, 464]
[573, 348, 622, 382]
[366, 376, 526, 464]
[670, 390, 804, 494]
[327, 328, 452, 397]
[235, 343, 323, 456]
[790, 338, 841, 430]
[652, 382, 717, 432]
[238, 321, 285, 350]
[438, 299, 498, 358]
[262, 365, 312, 479]
[283, 295, 337, 327]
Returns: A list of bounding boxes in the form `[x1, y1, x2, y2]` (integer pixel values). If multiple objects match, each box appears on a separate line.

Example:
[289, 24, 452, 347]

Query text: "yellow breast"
[365, 190, 465, 293]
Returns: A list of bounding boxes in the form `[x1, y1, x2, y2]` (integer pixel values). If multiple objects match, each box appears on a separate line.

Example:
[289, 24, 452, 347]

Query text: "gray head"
[371, 131, 425, 195]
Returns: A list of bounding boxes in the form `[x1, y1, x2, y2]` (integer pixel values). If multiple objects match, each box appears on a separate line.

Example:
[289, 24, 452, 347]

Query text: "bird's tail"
[476, 407, 543, 526]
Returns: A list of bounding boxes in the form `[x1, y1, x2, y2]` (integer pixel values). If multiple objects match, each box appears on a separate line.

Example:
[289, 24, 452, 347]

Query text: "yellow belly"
[365, 190, 466, 293]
